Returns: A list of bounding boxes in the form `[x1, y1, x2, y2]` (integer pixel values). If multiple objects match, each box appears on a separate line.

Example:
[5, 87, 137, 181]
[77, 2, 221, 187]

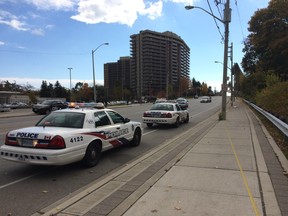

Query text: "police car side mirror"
[124, 118, 130, 123]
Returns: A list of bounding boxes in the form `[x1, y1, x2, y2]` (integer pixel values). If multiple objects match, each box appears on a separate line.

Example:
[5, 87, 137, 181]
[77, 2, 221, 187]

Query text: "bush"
[255, 81, 288, 122]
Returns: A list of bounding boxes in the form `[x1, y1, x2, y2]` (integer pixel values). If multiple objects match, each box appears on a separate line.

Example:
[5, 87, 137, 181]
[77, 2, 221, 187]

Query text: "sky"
[0, 0, 270, 92]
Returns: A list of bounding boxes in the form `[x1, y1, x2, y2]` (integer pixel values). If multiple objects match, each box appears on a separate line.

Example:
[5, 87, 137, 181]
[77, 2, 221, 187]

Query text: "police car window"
[176, 104, 181, 111]
[106, 111, 125, 124]
[94, 111, 111, 127]
[36, 112, 84, 128]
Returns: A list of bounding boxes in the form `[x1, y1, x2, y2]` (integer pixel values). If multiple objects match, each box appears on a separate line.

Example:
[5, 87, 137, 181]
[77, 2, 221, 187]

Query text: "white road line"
[0, 171, 46, 189]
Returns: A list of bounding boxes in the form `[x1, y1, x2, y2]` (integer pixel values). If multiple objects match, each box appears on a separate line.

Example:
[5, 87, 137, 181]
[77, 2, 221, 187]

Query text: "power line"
[207, 0, 224, 42]
[234, 0, 245, 43]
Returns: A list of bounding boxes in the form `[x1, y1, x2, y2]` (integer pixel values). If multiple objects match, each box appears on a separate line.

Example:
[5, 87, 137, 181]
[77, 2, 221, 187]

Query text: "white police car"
[142, 102, 189, 128]
[0, 103, 142, 167]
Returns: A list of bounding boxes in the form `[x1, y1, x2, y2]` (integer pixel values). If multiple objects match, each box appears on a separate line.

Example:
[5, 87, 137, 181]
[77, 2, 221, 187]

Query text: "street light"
[92, 42, 109, 102]
[185, 1, 231, 120]
[214, 61, 231, 70]
[68, 67, 73, 101]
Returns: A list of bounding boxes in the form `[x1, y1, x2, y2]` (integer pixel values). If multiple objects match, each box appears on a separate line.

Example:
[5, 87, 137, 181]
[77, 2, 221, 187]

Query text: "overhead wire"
[207, 0, 224, 42]
[234, 0, 246, 44]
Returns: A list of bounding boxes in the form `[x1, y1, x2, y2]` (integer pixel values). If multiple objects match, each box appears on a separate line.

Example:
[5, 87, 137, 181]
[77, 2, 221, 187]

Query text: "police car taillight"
[165, 113, 172, 118]
[143, 112, 151, 117]
[5, 133, 18, 146]
[48, 135, 66, 149]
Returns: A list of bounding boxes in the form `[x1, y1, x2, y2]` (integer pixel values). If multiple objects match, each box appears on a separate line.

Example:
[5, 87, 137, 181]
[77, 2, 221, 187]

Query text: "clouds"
[0, 0, 195, 34]
[25, 0, 76, 11]
[0, 9, 45, 35]
[71, 0, 163, 27]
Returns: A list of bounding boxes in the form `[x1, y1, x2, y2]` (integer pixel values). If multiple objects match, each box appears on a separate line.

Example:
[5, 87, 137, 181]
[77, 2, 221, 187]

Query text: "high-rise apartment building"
[104, 56, 131, 101]
[130, 30, 190, 99]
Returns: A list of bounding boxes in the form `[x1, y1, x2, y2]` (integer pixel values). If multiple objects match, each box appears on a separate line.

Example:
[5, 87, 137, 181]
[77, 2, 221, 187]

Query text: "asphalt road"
[0, 97, 222, 216]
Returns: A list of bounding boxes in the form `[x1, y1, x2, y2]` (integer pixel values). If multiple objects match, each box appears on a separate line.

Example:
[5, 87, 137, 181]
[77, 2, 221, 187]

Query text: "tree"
[53, 81, 68, 98]
[79, 83, 93, 102]
[242, 0, 288, 80]
[39, 81, 50, 97]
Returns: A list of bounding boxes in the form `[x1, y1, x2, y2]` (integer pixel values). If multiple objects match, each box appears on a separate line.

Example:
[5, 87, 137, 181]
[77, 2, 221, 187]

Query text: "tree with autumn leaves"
[241, 0, 287, 121]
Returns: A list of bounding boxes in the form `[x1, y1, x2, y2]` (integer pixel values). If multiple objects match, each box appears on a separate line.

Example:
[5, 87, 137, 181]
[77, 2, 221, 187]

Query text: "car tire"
[147, 123, 153, 128]
[184, 114, 189, 123]
[130, 128, 141, 147]
[174, 117, 180, 128]
[82, 142, 102, 167]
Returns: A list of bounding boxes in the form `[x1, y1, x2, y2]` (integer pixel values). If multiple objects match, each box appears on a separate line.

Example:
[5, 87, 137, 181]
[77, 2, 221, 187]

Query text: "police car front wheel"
[130, 128, 141, 147]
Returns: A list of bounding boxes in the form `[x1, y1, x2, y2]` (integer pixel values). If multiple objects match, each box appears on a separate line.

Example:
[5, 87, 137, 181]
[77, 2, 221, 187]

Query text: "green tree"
[40, 81, 50, 97]
[242, 0, 288, 80]
[53, 81, 68, 98]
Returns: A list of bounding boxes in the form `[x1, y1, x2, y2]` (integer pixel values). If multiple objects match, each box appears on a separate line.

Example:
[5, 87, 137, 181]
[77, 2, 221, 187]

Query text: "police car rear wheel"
[174, 117, 180, 128]
[130, 128, 141, 147]
[83, 142, 101, 167]
[184, 114, 189, 123]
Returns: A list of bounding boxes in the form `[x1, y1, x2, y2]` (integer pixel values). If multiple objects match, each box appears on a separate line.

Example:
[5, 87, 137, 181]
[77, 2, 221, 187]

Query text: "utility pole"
[221, 0, 231, 120]
[228, 43, 233, 106]
[185, 0, 231, 120]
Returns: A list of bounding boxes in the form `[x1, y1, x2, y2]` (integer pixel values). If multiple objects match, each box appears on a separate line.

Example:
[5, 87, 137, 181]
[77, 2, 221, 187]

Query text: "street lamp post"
[68, 67, 73, 101]
[185, 1, 231, 120]
[92, 42, 109, 102]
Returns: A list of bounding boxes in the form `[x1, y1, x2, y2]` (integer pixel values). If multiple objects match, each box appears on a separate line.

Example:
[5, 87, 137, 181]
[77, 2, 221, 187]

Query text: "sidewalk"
[119, 100, 284, 216]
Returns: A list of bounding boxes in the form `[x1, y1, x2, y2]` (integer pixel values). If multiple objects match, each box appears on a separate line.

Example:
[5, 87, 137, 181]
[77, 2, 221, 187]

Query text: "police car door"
[106, 110, 131, 146]
[175, 103, 185, 122]
[93, 111, 120, 150]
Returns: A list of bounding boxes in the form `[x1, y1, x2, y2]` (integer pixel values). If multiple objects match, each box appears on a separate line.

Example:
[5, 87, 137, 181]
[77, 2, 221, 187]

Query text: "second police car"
[142, 102, 189, 128]
[0, 103, 142, 167]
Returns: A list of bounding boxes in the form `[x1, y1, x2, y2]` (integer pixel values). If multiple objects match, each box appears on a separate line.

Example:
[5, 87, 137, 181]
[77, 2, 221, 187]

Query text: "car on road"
[0, 104, 11, 112]
[142, 102, 189, 128]
[176, 97, 189, 110]
[200, 96, 212, 103]
[0, 103, 143, 167]
[32, 100, 68, 115]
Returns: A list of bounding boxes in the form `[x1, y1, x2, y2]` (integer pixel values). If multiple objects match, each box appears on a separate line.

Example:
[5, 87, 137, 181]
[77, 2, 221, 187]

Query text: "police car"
[142, 102, 189, 128]
[0, 103, 142, 167]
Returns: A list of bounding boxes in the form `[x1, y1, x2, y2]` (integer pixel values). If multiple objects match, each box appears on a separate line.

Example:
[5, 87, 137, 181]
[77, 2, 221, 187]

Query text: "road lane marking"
[0, 170, 48, 189]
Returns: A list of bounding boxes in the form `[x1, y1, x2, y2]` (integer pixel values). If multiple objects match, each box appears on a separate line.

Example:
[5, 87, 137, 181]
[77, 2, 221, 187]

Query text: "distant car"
[0, 104, 143, 167]
[200, 96, 212, 103]
[0, 104, 11, 112]
[142, 102, 189, 128]
[32, 100, 68, 115]
[176, 98, 189, 110]
[154, 98, 167, 104]
[8, 102, 29, 109]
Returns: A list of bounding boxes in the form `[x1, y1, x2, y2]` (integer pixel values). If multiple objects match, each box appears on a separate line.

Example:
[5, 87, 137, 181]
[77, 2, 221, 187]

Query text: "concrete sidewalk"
[119, 99, 284, 216]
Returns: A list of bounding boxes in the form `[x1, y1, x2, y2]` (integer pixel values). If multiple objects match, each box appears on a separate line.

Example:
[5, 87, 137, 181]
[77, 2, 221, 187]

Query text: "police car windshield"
[36, 112, 85, 128]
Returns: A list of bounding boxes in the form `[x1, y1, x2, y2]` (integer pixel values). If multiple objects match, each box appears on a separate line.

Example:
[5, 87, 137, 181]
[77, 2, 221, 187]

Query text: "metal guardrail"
[244, 100, 288, 137]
